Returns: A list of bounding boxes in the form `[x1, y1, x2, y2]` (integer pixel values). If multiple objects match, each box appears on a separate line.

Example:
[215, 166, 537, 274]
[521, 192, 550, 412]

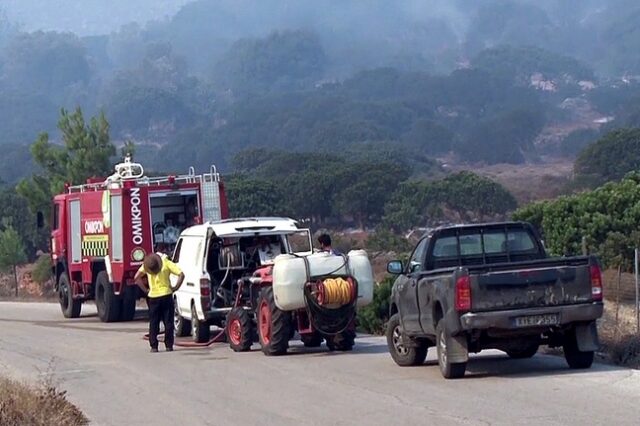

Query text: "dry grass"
[599, 301, 640, 369]
[0, 375, 88, 426]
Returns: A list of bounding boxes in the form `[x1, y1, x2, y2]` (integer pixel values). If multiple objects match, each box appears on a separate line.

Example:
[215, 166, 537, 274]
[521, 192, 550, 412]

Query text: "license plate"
[514, 314, 559, 327]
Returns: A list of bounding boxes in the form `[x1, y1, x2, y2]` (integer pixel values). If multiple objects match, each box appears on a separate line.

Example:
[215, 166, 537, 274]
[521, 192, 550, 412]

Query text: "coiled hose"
[304, 276, 358, 336]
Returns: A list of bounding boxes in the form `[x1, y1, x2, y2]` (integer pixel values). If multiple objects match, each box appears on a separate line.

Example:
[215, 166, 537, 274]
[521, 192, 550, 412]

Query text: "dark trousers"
[148, 295, 174, 349]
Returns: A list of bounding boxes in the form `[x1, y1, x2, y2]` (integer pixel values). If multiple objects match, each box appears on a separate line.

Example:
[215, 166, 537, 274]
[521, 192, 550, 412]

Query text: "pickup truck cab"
[386, 221, 603, 378]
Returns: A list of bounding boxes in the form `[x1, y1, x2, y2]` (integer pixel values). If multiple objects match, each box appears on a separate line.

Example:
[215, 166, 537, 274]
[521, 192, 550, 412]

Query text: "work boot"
[150, 347, 159, 353]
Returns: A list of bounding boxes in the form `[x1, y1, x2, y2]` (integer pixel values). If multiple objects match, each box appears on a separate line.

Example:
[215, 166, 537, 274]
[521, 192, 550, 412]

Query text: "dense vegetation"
[513, 173, 640, 269]
[3, 0, 640, 183]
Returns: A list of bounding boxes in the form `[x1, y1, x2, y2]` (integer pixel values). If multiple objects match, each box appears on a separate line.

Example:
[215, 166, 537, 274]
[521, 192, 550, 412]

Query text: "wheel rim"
[438, 330, 447, 369]
[229, 318, 242, 346]
[191, 306, 199, 339]
[392, 325, 409, 356]
[259, 300, 271, 345]
[174, 302, 181, 331]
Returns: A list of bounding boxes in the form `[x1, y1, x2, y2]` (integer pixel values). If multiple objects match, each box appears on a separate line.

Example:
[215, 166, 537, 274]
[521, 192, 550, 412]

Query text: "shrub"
[357, 277, 394, 335]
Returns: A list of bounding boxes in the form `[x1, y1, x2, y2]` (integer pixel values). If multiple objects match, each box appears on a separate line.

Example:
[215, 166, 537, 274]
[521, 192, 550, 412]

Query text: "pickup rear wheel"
[386, 313, 427, 366]
[563, 328, 594, 369]
[436, 321, 466, 379]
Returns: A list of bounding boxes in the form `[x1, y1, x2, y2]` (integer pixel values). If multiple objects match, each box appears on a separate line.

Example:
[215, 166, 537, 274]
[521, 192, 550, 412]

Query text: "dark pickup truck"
[386, 221, 603, 379]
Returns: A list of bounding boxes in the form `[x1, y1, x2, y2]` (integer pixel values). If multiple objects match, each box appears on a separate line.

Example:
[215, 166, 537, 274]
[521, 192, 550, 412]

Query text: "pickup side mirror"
[387, 260, 404, 275]
[36, 211, 44, 229]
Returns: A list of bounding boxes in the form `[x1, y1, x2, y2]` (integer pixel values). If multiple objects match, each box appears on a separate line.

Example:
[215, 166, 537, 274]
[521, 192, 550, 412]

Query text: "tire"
[326, 329, 356, 352]
[191, 303, 210, 343]
[120, 285, 137, 322]
[563, 329, 594, 369]
[436, 321, 466, 379]
[226, 307, 254, 352]
[301, 331, 323, 348]
[386, 313, 428, 366]
[174, 299, 191, 337]
[257, 287, 292, 356]
[506, 343, 539, 359]
[58, 274, 81, 319]
[95, 271, 122, 323]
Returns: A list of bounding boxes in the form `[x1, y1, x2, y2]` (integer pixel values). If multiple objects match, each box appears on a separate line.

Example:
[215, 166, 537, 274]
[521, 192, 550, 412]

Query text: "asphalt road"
[1, 302, 639, 426]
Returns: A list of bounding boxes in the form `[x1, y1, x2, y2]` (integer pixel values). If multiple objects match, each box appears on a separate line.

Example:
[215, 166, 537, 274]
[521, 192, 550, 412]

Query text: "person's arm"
[165, 259, 185, 292]
[134, 266, 149, 295]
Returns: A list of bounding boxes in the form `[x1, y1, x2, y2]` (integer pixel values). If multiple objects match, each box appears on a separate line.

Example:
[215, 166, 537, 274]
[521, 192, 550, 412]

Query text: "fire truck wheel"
[257, 287, 292, 356]
[325, 330, 356, 352]
[174, 300, 191, 337]
[58, 274, 81, 318]
[95, 271, 122, 323]
[301, 332, 323, 347]
[191, 303, 210, 343]
[226, 307, 254, 352]
[120, 286, 137, 322]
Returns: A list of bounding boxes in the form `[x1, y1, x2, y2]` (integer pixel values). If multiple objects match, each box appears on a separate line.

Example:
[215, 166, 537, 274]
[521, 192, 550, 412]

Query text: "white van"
[170, 217, 313, 342]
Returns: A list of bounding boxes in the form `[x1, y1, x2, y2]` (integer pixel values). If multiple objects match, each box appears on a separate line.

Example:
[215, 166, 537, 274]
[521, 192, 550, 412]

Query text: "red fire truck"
[50, 157, 229, 322]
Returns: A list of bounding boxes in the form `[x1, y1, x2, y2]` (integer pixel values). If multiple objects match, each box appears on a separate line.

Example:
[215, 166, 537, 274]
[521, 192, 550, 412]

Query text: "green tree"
[0, 224, 27, 297]
[17, 108, 115, 219]
[225, 175, 286, 217]
[574, 128, 640, 187]
[215, 30, 326, 94]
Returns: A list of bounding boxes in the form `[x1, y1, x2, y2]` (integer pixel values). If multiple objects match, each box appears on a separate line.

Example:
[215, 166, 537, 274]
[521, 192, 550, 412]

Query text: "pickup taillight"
[200, 278, 211, 310]
[590, 265, 603, 301]
[455, 276, 471, 312]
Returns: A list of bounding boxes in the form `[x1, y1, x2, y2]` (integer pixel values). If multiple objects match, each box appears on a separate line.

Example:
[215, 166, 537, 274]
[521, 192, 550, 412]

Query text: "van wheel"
[95, 272, 121, 323]
[58, 274, 81, 318]
[436, 321, 466, 379]
[257, 287, 291, 356]
[386, 313, 427, 366]
[191, 303, 210, 343]
[174, 300, 191, 337]
[120, 285, 137, 322]
[563, 328, 594, 369]
[226, 307, 254, 352]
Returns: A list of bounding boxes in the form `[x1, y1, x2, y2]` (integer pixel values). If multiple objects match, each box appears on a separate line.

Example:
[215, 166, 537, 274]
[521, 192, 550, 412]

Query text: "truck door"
[399, 238, 428, 334]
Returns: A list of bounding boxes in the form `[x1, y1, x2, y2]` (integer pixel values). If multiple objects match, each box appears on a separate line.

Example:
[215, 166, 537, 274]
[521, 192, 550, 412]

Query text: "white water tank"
[272, 251, 374, 311]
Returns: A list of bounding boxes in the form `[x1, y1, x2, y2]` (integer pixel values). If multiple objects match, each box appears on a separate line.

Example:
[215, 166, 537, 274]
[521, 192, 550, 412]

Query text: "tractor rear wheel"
[326, 330, 356, 352]
[95, 271, 121, 323]
[257, 287, 292, 356]
[226, 307, 254, 352]
[58, 274, 81, 319]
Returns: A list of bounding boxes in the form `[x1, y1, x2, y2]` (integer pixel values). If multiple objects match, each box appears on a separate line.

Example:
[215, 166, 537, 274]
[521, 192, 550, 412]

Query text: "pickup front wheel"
[386, 313, 428, 366]
[436, 321, 467, 379]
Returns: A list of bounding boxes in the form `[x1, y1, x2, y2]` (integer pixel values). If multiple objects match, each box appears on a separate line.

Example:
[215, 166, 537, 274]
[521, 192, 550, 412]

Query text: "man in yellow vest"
[134, 253, 185, 352]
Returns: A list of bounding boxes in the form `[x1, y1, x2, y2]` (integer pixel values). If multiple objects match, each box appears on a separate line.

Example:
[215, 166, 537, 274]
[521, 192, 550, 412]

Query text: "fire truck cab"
[51, 156, 229, 322]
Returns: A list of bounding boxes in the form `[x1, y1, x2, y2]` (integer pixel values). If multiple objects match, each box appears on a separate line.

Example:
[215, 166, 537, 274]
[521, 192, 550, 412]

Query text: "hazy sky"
[1, 0, 193, 35]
